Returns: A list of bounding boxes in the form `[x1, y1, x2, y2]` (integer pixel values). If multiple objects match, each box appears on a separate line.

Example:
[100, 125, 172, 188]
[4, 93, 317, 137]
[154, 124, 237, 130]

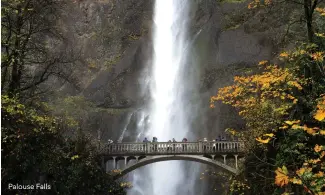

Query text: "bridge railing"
[104, 141, 244, 155]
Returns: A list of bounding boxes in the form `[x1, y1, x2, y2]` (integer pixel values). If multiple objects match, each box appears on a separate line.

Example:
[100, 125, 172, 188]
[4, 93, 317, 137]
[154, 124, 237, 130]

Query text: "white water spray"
[127, 1, 195, 194]
[148, 0, 191, 194]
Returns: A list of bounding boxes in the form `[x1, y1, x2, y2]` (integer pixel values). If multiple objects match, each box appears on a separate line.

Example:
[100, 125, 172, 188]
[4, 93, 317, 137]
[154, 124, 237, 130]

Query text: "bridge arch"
[113, 155, 239, 179]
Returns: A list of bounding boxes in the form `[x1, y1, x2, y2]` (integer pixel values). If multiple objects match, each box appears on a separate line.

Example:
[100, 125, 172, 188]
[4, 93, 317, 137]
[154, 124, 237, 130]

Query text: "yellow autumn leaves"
[256, 96, 325, 144]
[275, 166, 289, 187]
[315, 7, 325, 16]
[279, 46, 324, 63]
[248, 0, 272, 9]
[255, 133, 274, 144]
[314, 96, 325, 121]
[314, 144, 323, 153]
[274, 143, 325, 193]
[210, 43, 325, 193]
[211, 64, 302, 114]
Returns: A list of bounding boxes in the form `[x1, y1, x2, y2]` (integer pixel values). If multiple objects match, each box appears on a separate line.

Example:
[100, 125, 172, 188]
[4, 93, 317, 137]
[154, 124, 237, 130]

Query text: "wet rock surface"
[51, 1, 277, 193]
[53, 0, 276, 143]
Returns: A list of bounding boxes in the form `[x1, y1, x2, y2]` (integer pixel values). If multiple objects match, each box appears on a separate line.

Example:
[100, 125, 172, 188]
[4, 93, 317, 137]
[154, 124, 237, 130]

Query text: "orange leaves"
[315, 171, 324, 178]
[248, 0, 259, 9]
[279, 52, 289, 58]
[111, 169, 122, 175]
[258, 60, 268, 66]
[284, 120, 300, 125]
[308, 158, 321, 164]
[210, 96, 218, 108]
[315, 7, 325, 16]
[314, 111, 325, 121]
[314, 145, 323, 153]
[214, 62, 301, 120]
[248, 0, 272, 9]
[311, 52, 324, 62]
[303, 125, 319, 136]
[290, 177, 302, 185]
[314, 96, 325, 121]
[279, 45, 324, 67]
[287, 81, 303, 90]
[282, 120, 324, 136]
[256, 137, 271, 144]
[275, 166, 289, 187]
[256, 133, 275, 144]
[296, 167, 312, 177]
[264, 133, 275, 137]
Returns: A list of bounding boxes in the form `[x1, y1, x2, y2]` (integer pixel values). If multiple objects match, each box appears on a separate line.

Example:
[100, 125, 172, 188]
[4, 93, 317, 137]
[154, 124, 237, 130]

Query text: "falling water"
[148, 0, 191, 195]
[126, 1, 198, 194]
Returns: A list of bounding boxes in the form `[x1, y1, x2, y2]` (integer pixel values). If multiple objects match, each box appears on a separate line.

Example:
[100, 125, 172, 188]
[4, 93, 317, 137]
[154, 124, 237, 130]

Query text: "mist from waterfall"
[148, 0, 191, 195]
[127, 1, 201, 195]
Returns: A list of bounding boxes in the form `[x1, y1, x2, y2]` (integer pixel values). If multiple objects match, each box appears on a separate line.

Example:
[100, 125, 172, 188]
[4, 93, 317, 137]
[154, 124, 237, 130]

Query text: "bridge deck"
[101, 141, 244, 157]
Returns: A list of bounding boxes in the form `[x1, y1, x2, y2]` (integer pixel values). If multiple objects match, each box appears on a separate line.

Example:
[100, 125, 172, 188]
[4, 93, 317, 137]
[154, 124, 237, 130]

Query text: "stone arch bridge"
[100, 141, 245, 179]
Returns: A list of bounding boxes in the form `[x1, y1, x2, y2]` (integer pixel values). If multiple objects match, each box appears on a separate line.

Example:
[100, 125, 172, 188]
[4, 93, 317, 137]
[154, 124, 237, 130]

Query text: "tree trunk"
[304, 0, 314, 43]
[8, 6, 23, 96]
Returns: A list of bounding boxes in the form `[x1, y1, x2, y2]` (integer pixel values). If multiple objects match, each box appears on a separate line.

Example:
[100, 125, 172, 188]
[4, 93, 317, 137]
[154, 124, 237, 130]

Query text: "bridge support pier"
[124, 156, 128, 166]
[113, 157, 117, 169]
[222, 155, 227, 165]
[135, 156, 139, 163]
[234, 155, 238, 169]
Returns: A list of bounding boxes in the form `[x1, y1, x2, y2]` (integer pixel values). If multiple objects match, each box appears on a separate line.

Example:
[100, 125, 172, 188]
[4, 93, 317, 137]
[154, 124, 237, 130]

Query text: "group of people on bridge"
[142, 137, 189, 151]
[106, 134, 240, 153]
[141, 135, 234, 144]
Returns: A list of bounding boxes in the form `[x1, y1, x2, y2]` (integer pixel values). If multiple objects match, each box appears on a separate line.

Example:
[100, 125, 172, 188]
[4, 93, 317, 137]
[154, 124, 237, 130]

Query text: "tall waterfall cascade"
[129, 0, 199, 195]
[149, 1, 190, 194]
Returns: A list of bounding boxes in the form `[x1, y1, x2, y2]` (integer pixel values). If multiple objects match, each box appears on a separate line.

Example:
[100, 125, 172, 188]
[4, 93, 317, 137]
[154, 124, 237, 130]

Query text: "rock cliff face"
[53, 0, 277, 194]
[56, 0, 275, 141]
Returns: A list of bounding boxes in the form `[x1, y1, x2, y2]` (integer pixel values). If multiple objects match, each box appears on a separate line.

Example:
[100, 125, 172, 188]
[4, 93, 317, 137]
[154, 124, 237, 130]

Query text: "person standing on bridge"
[143, 137, 149, 152]
[221, 135, 226, 151]
[182, 138, 188, 151]
[167, 140, 172, 151]
[203, 137, 208, 151]
[152, 137, 158, 151]
[172, 138, 176, 151]
[107, 139, 113, 152]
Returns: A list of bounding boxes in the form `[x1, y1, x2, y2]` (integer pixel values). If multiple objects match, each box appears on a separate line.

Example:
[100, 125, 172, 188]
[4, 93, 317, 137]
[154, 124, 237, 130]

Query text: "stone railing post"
[198, 142, 202, 152]
[147, 143, 151, 153]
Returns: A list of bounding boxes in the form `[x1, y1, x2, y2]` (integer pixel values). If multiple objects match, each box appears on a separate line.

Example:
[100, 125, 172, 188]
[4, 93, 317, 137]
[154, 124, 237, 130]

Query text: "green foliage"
[1, 95, 127, 195]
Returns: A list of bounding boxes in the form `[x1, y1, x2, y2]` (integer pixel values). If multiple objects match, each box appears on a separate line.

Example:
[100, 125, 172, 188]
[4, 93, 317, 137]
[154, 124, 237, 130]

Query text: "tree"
[1, 95, 128, 195]
[1, 0, 79, 97]
[247, 0, 325, 43]
[210, 45, 325, 194]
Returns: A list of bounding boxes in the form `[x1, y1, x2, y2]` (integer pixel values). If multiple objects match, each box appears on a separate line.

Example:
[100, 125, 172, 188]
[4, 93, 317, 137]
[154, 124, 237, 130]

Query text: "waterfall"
[128, 1, 197, 194]
[149, 0, 191, 194]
